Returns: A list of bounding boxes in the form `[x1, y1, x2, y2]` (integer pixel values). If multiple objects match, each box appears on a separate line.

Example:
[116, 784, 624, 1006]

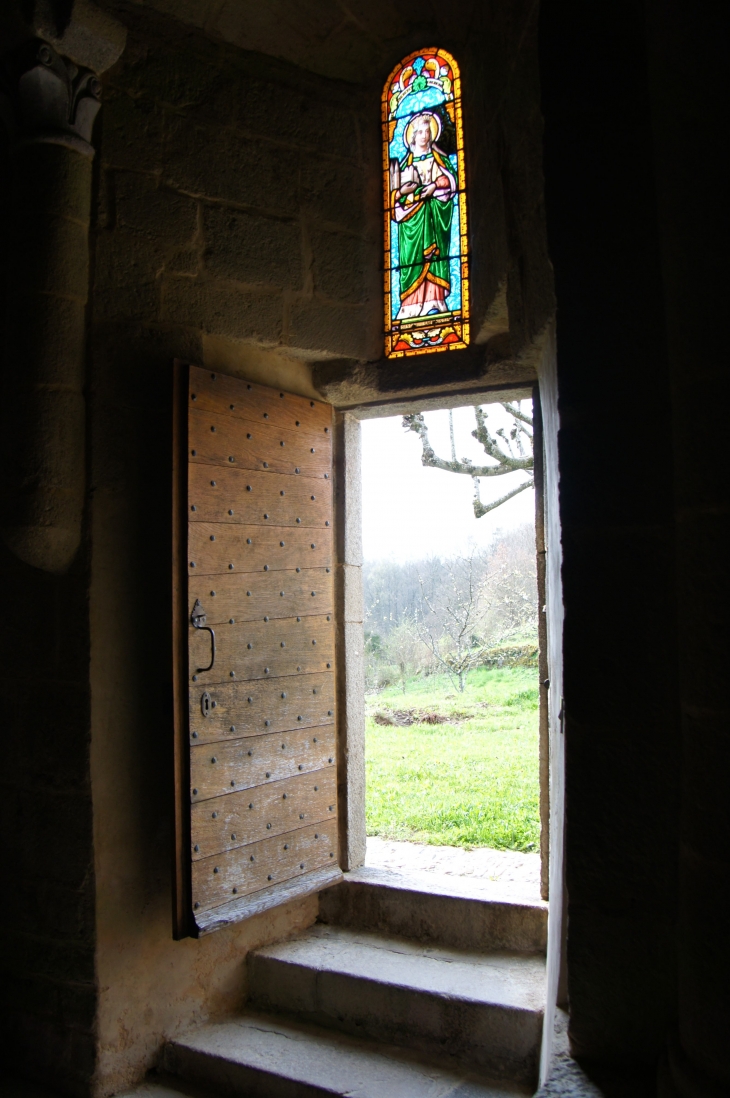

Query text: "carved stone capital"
[1, 38, 101, 156]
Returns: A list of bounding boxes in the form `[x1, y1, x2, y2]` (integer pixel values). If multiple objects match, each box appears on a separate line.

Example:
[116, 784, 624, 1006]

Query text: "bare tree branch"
[404, 410, 533, 479]
[403, 403, 534, 521]
[472, 476, 534, 518]
[449, 409, 457, 463]
[472, 406, 532, 471]
[501, 401, 533, 429]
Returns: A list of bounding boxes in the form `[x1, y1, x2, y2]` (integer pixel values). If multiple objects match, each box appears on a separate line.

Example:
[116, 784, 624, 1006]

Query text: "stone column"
[0, 11, 125, 1091]
[0, 38, 101, 572]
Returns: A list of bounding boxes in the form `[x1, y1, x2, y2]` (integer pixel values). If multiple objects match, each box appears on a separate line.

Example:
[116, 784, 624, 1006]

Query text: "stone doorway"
[335, 392, 550, 906]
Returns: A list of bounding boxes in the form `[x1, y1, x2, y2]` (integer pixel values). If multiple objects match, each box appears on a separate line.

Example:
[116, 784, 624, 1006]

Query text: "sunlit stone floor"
[365, 837, 542, 903]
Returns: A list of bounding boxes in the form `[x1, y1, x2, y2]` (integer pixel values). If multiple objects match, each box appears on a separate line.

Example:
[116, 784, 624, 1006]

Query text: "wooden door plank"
[194, 864, 342, 935]
[190, 768, 337, 859]
[189, 365, 332, 435]
[172, 361, 193, 939]
[189, 614, 334, 686]
[189, 464, 332, 528]
[189, 671, 335, 744]
[192, 820, 338, 911]
[189, 407, 331, 478]
[188, 522, 332, 575]
[190, 724, 336, 802]
[188, 568, 333, 626]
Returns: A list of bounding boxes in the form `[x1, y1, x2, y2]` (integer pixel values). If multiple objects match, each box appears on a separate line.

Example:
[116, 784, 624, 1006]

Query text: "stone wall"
[93, 9, 380, 364]
[0, 544, 96, 1093]
[540, 0, 728, 1094]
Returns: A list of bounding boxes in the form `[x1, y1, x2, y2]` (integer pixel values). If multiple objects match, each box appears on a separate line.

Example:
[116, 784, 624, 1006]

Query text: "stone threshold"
[319, 865, 547, 954]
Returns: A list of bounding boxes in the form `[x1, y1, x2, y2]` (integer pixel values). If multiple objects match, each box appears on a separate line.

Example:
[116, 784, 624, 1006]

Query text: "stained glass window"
[383, 49, 469, 358]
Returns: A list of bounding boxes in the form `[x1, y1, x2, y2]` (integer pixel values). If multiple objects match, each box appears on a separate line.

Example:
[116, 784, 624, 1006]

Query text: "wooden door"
[173, 364, 341, 937]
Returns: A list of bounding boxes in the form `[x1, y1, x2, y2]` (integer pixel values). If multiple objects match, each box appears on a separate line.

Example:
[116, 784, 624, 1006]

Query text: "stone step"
[319, 867, 548, 954]
[247, 925, 546, 1087]
[163, 1010, 532, 1098]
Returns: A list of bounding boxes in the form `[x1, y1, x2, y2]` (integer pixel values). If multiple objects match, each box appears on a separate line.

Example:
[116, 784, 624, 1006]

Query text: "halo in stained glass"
[382, 48, 469, 359]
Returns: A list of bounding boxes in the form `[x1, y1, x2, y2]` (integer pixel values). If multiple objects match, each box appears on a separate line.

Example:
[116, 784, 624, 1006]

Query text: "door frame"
[332, 378, 549, 872]
[332, 365, 565, 1087]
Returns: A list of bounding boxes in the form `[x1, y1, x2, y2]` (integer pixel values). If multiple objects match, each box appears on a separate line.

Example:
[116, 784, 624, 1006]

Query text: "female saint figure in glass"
[393, 112, 456, 320]
[383, 50, 469, 357]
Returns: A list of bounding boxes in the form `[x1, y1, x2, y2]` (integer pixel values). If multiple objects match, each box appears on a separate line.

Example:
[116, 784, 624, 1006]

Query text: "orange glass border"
[382, 48, 469, 359]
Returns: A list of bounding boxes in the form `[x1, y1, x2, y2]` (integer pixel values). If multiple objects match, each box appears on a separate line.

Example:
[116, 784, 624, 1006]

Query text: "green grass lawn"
[365, 666, 540, 852]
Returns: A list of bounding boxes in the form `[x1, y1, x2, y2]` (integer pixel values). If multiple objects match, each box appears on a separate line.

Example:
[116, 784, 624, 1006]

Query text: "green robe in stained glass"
[395, 150, 454, 304]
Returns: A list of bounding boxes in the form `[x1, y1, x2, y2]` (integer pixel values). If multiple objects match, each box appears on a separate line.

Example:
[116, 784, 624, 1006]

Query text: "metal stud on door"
[173, 365, 340, 937]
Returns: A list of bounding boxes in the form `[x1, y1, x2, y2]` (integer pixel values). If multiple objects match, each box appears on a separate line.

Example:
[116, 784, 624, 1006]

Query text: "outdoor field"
[365, 665, 540, 852]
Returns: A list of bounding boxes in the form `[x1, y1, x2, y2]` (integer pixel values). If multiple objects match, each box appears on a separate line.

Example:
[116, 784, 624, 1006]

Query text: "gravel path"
[365, 836, 542, 902]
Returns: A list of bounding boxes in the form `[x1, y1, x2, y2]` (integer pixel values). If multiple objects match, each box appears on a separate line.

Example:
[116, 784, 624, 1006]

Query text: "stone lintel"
[312, 339, 540, 411]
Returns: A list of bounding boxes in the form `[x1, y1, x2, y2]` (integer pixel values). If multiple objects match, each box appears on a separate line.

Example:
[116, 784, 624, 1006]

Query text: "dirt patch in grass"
[372, 708, 450, 726]
[365, 666, 540, 852]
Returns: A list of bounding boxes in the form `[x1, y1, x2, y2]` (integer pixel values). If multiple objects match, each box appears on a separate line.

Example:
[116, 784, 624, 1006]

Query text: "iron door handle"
[191, 599, 216, 673]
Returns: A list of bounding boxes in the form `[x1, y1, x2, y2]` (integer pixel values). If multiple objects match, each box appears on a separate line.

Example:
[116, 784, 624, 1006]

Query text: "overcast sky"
[361, 402, 535, 563]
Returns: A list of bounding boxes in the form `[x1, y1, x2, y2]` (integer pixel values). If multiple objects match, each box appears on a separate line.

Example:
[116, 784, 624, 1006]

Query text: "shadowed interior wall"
[646, 1, 729, 1091]
[541, 1, 728, 1094]
[0, 551, 96, 1092]
[541, 0, 681, 1082]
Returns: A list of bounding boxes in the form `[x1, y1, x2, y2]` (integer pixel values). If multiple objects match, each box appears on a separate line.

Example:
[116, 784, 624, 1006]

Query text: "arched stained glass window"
[383, 49, 469, 358]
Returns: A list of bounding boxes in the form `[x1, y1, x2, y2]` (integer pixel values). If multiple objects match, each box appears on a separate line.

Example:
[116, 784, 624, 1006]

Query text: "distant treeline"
[363, 525, 538, 692]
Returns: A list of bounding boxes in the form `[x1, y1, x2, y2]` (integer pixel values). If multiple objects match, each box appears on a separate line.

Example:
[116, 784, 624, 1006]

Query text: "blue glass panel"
[393, 85, 447, 120]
